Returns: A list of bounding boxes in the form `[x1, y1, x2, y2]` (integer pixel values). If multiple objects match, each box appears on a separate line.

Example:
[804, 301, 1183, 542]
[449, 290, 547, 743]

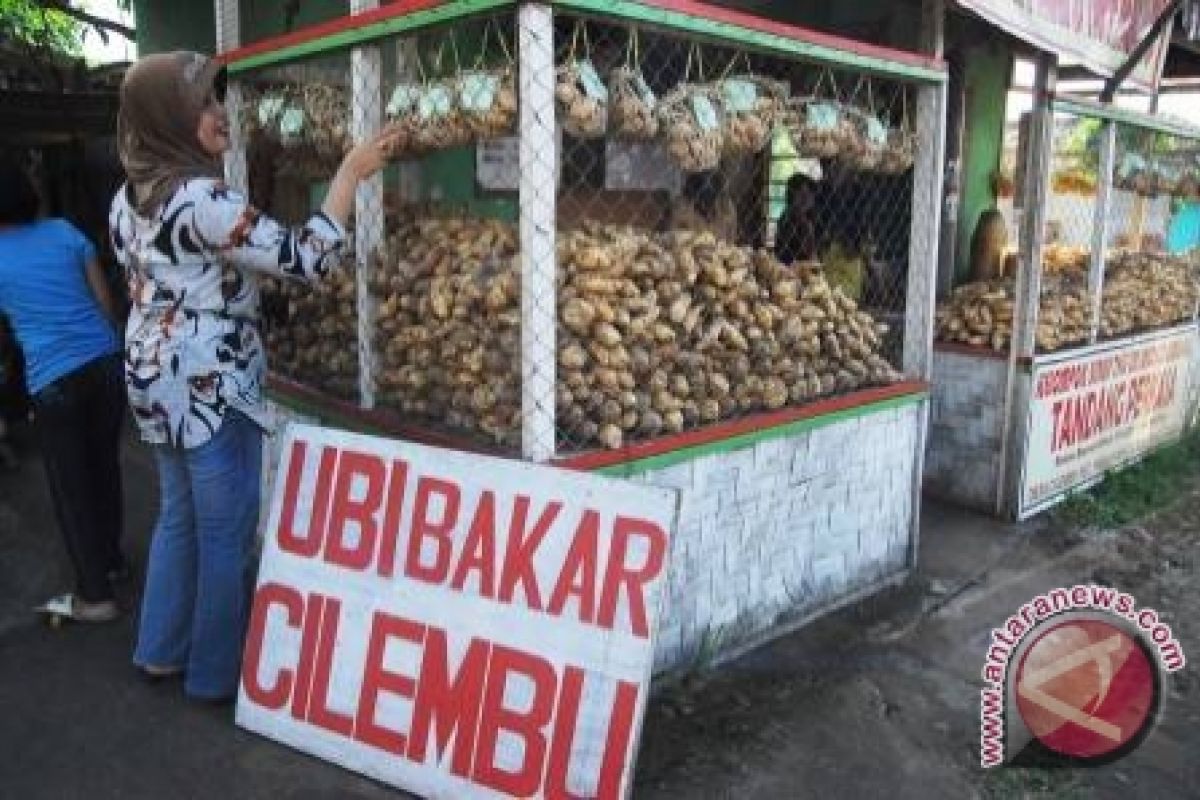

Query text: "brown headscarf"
[118, 51, 227, 217]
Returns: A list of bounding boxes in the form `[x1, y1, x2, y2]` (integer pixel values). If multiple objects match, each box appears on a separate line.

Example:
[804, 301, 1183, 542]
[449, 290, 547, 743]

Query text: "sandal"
[34, 594, 120, 624]
[138, 664, 185, 683]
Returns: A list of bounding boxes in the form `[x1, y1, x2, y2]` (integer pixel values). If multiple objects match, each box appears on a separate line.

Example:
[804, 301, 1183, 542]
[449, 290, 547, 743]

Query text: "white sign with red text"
[236, 424, 679, 799]
[1021, 326, 1196, 518]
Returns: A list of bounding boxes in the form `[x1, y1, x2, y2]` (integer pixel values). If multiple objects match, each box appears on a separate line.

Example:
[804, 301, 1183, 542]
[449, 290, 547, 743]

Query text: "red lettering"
[547, 511, 600, 623]
[278, 443, 338, 558]
[499, 497, 563, 609]
[308, 598, 354, 737]
[323, 452, 387, 571]
[378, 460, 410, 578]
[290, 592, 325, 721]
[241, 582, 302, 709]
[472, 645, 556, 797]
[409, 629, 490, 778]
[595, 680, 640, 800]
[451, 491, 498, 597]
[354, 612, 424, 755]
[597, 516, 668, 638]
[405, 477, 462, 584]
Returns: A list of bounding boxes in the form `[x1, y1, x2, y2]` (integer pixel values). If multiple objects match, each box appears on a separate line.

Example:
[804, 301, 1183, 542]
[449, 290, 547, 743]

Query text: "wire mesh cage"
[1102, 121, 1200, 341]
[235, 51, 363, 404]
[540, 12, 916, 454]
[937, 102, 1200, 360]
[227, 3, 939, 460]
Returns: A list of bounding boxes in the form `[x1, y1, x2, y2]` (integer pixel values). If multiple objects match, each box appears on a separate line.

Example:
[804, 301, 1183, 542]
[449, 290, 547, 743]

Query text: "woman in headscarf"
[110, 51, 398, 700]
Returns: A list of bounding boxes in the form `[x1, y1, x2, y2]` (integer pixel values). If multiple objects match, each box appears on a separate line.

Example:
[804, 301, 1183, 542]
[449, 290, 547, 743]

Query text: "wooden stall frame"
[991, 76, 1200, 519]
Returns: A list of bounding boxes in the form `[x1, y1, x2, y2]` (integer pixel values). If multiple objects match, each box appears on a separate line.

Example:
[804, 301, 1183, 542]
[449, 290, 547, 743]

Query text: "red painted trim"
[218, 0, 447, 66]
[554, 381, 929, 472]
[266, 374, 509, 456]
[219, 0, 945, 75]
[623, 0, 945, 73]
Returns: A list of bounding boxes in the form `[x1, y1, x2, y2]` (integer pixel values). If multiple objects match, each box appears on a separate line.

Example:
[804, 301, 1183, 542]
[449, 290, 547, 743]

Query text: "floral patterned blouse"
[109, 178, 346, 448]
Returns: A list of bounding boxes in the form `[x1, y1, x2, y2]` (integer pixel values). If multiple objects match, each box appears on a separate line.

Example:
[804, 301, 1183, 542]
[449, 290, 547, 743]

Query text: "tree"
[0, 0, 134, 58]
[0, 0, 85, 55]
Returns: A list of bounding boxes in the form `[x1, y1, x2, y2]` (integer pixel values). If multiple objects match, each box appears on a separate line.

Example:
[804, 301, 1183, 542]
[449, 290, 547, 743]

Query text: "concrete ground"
[1, 422, 1196, 799]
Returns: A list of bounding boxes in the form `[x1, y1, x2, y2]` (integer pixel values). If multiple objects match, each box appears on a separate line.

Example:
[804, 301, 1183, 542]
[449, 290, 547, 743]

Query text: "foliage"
[1054, 430, 1200, 530]
[0, 0, 84, 56]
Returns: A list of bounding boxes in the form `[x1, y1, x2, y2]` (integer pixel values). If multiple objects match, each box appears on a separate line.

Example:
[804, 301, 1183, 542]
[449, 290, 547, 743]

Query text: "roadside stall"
[927, 75, 1200, 518]
[214, 0, 946, 673]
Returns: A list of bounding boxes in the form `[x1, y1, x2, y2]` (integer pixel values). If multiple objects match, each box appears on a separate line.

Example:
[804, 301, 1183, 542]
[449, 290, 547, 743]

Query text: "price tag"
[279, 107, 305, 138]
[577, 61, 609, 102]
[632, 72, 656, 107]
[459, 72, 499, 113]
[692, 94, 719, 132]
[258, 96, 285, 127]
[806, 102, 841, 131]
[722, 78, 759, 114]
[386, 84, 421, 117]
[418, 84, 454, 121]
[865, 116, 888, 146]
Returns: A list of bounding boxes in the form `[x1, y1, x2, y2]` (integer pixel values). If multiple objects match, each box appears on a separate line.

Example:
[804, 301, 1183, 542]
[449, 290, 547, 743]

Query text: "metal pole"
[351, 0, 383, 410]
[518, 3, 557, 463]
[906, 0, 945, 570]
[1088, 122, 1116, 344]
[215, 0, 248, 193]
[996, 52, 1056, 518]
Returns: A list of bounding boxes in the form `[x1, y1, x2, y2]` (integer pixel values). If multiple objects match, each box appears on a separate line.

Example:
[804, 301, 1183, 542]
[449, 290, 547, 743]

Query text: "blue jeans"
[134, 410, 262, 699]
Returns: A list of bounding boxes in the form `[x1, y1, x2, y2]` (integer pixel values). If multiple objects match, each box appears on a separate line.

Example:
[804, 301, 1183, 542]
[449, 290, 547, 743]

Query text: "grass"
[1053, 430, 1200, 530]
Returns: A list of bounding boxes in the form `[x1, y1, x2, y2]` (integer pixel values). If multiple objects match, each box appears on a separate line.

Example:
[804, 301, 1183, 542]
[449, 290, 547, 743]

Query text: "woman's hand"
[322, 126, 404, 226]
[341, 125, 404, 181]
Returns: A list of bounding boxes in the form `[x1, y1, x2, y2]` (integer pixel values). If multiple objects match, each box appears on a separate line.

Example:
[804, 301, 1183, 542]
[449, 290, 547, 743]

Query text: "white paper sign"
[1020, 326, 1196, 518]
[237, 424, 679, 799]
[477, 131, 564, 192]
[605, 140, 683, 193]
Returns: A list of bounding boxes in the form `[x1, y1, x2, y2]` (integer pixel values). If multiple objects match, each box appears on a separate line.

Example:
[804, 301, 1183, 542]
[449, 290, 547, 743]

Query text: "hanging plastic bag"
[878, 89, 916, 175]
[717, 54, 786, 157]
[658, 45, 725, 172]
[609, 28, 658, 140]
[556, 22, 608, 138]
[459, 21, 518, 140]
[784, 71, 856, 159]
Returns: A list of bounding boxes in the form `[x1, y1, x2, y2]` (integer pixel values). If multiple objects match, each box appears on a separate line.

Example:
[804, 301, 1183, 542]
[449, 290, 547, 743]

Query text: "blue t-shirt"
[0, 219, 119, 394]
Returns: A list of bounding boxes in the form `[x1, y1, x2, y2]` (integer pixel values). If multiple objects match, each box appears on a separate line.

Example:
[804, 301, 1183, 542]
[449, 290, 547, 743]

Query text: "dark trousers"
[31, 353, 126, 602]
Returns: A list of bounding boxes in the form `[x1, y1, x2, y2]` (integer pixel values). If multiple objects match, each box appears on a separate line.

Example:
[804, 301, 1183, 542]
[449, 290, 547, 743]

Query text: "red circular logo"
[1014, 619, 1158, 761]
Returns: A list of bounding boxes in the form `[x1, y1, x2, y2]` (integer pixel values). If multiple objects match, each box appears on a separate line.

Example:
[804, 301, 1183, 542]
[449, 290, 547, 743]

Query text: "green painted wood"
[226, 0, 517, 73]
[594, 391, 927, 478]
[552, 0, 944, 84]
[1053, 98, 1200, 142]
[227, 0, 944, 83]
[955, 40, 1012, 281]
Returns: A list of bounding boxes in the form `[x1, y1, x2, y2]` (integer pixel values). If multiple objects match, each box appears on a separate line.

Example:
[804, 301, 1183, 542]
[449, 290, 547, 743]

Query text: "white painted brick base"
[925, 350, 1008, 511]
[630, 403, 922, 675]
[259, 396, 922, 676]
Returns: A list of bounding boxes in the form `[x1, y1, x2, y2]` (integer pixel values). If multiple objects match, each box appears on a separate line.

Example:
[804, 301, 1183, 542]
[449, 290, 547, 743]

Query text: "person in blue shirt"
[0, 154, 126, 622]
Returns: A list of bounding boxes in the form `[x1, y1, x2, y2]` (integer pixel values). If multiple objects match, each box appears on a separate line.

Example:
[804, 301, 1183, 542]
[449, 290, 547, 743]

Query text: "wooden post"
[214, 0, 248, 193]
[997, 52, 1056, 518]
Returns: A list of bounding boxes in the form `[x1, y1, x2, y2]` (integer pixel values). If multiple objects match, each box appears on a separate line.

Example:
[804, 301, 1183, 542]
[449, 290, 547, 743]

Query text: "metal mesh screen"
[540, 13, 916, 455]
[234, 7, 931, 459]
[1102, 122, 1200, 339]
[239, 52, 363, 404]
[937, 107, 1200, 358]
